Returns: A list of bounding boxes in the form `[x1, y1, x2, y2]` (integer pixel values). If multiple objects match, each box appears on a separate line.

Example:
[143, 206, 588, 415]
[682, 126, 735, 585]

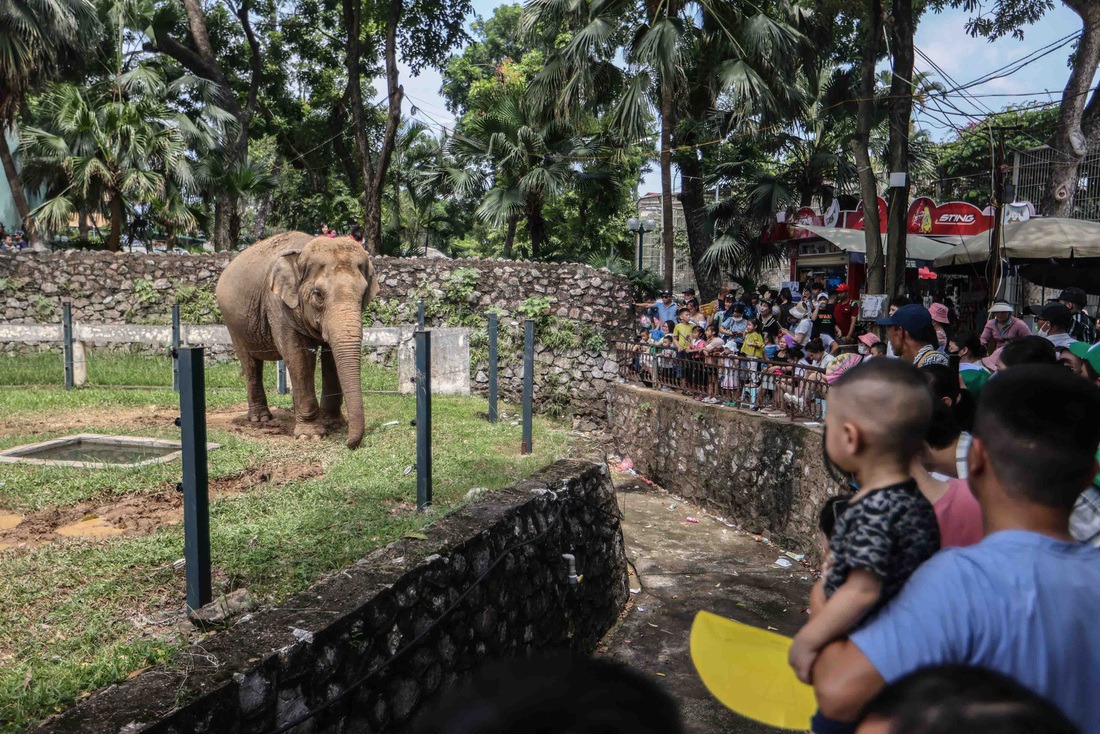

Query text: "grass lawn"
[0, 353, 576, 730]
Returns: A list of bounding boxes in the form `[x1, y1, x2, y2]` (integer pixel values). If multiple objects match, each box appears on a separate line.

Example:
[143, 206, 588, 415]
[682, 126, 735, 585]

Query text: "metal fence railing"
[615, 341, 828, 422]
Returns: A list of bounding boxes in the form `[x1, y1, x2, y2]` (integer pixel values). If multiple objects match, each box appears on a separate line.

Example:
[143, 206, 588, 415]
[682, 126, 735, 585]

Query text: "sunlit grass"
[0, 369, 574, 729]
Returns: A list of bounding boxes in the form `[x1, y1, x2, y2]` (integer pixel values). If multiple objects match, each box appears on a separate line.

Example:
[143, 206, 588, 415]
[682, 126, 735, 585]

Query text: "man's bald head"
[830, 359, 934, 461]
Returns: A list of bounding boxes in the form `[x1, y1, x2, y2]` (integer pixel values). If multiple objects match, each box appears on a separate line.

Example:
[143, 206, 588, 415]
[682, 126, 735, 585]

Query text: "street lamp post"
[627, 217, 658, 271]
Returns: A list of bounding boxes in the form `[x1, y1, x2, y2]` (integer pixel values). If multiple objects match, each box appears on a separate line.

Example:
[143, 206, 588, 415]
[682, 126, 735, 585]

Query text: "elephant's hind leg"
[239, 350, 273, 423]
[319, 347, 346, 428]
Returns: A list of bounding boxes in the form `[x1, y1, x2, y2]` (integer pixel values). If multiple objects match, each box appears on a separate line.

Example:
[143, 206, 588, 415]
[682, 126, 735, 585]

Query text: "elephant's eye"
[311, 289, 324, 304]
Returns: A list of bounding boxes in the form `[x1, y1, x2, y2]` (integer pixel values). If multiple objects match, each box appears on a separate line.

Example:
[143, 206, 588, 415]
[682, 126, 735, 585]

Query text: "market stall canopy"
[801, 225, 956, 262]
[933, 217, 1100, 266]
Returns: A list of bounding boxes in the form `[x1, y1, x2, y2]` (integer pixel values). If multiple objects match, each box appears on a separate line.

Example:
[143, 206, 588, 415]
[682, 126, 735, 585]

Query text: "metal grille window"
[1014, 144, 1100, 221]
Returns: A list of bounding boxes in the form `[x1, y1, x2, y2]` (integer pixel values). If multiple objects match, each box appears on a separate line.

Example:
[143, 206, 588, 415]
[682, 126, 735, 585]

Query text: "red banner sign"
[907, 197, 992, 236]
[842, 197, 888, 233]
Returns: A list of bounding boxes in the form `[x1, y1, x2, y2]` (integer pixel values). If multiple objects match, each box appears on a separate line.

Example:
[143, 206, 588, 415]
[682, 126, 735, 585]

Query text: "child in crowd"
[870, 342, 887, 358]
[684, 325, 707, 391]
[656, 335, 678, 387]
[673, 311, 695, 352]
[648, 320, 665, 343]
[740, 319, 765, 360]
[790, 360, 940, 734]
[763, 333, 779, 361]
[703, 324, 725, 400]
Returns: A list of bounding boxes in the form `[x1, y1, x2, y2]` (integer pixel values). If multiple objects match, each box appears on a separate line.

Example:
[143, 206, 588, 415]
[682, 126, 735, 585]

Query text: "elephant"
[215, 231, 379, 448]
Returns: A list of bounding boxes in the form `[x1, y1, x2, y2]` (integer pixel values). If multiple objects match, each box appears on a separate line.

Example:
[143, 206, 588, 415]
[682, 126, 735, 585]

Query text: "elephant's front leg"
[319, 347, 346, 428]
[286, 347, 326, 440]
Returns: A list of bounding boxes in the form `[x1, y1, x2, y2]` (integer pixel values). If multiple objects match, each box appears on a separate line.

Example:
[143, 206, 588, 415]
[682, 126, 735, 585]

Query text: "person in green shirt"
[949, 330, 990, 399]
[672, 310, 695, 352]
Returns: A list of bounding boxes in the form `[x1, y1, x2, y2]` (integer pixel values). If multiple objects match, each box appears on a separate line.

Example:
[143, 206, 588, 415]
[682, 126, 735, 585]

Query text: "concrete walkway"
[600, 475, 816, 734]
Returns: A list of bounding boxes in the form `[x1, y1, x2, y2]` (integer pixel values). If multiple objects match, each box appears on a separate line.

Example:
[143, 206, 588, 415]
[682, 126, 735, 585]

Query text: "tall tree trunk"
[343, 0, 404, 255]
[227, 193, 242, 247]
[1042, 2, 1100, 217]
[526, 198, 546, 259]
[659, 83, 675, 291]
[107, 194, 123, 252]
[252, 188, 274, 241]
[151, 0, 262, 250]
[503, 214, 517, 258]
[214, 193, 232, 250]
[213, 199, 225, 252]
[853, 0, 884, 295]
[78, 211, 89, 239]
[678, 154, 720, 303]
[0, 129, 43, 250]
[885, 0, 915, 300]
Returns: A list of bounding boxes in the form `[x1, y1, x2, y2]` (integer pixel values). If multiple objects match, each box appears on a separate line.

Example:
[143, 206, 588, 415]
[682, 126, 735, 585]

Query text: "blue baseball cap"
[877, 304, 933, 334]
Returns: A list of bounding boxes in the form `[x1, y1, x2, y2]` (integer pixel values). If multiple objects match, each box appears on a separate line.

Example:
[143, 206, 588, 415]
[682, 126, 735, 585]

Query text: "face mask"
[1038, 325, 1050, 337]
[857, 344, 868, 355]
[732, 315, 744, 322]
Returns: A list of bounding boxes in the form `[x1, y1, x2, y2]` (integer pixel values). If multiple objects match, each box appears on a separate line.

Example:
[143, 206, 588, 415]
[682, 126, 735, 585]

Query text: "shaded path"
[601, 476, 816, 733]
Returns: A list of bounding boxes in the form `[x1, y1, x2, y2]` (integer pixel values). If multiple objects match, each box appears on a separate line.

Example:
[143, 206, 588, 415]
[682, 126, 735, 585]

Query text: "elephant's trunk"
[328, 311, 365, 448]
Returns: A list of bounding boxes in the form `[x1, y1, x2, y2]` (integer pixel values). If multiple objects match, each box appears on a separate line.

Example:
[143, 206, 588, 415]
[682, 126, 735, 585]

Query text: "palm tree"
[523, 0, 804, 296]
[448, 91, 583, 259]
[21, 66, 207, 251]
[0, 0, 100, 249]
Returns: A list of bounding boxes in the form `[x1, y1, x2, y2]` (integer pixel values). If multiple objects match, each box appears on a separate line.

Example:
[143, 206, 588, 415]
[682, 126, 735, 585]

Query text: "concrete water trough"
[0, 434, 220, 469]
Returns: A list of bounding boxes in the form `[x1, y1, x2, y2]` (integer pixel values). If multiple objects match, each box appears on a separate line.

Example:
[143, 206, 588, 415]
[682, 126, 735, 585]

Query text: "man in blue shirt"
[651, 292, 678, 326]
[811, 365, 1100, 734]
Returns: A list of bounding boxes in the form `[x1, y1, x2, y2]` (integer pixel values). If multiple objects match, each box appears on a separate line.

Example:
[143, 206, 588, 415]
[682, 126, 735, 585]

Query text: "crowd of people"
[0, 231, 28, 251]
[631, 284, 889, 413]
[631, 281, 1100, 733]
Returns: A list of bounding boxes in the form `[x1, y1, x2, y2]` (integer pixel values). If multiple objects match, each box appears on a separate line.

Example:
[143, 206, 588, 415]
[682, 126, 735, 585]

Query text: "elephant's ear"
[270, 248, 303, 309]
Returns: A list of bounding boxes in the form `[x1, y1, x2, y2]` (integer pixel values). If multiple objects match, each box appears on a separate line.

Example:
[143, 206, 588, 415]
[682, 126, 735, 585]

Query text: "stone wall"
[607, 383, 840, 556]
[0, 251, 635, 424]
[38, 460, 628, 734]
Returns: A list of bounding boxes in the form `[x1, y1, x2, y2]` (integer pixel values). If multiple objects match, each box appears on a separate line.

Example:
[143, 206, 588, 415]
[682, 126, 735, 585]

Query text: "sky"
[376, 2, 1090, 197]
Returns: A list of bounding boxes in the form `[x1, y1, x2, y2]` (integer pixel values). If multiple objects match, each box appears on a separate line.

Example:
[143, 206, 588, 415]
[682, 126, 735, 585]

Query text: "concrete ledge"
[607, 382, 839, 557]
[37, 460, 627, 734]
[0, 324, 63, 343]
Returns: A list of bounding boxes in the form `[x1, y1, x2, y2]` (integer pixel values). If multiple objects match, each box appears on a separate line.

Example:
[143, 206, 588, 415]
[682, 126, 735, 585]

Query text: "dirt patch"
[0, 405, 180, 440]
[0, 461, 323, 550]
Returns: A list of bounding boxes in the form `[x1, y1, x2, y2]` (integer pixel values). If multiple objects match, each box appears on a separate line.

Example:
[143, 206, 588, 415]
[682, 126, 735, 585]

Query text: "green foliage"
[935, 106, 1059, 206]
[31, 296, 56, 323]
[516, 296, 552, 322]
[175, 285, 221, 325]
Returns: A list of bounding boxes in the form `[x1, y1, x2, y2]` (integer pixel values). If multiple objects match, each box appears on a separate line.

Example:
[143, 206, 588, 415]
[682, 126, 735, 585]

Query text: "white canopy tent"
[934, 218, 1100, 267]
[801, 225, 957, 262]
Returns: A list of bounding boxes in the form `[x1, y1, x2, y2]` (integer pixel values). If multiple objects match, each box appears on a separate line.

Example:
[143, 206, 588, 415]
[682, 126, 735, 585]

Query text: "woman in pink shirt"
[981, 302, 1031, 353]
[912, 463, 984, 548]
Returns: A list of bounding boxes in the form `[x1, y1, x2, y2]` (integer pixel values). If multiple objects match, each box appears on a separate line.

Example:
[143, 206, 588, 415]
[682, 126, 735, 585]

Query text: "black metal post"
[522, 319, 534, 454]
[417, 300, 425, 329]
[276, 359, 287, 394]
[62, 302, 74, 391]
[171, 304, 181, 392]
[488, 313, 498, 423]
[415, 329, 432, 510]
[178, 348, 211, 612]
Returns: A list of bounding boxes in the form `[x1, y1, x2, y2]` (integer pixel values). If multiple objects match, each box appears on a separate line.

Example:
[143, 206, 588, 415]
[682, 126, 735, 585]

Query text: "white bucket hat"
[790, 305, 808, 320]
[988, 302, 1013, 314]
